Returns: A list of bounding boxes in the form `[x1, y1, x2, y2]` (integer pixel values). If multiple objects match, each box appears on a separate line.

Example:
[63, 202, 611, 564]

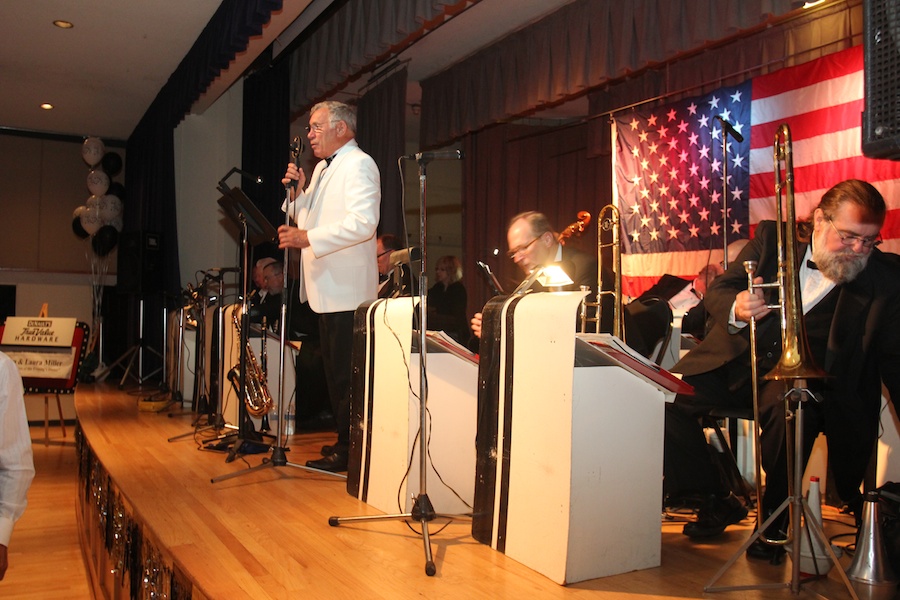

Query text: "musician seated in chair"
[663, 179, 900, 563]
[250, 260, 283, 331]
[469, 211, 647, 354]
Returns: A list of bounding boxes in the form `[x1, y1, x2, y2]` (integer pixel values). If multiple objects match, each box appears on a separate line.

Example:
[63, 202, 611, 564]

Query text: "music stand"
[211, 176, 343, 482]
[208, 187, 277, 460]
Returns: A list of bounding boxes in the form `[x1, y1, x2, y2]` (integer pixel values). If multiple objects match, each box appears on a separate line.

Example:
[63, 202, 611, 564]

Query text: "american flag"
[614, 45, 900, 297]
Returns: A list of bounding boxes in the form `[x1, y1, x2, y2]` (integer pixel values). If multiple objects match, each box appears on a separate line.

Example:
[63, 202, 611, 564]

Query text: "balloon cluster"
[72, 137, 125, 257]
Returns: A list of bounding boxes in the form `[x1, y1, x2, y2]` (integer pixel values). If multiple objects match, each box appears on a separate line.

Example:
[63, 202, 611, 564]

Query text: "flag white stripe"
[750, 179, 900, 224]
[749, 127, 862, 175]
[750, 70, 862, 126]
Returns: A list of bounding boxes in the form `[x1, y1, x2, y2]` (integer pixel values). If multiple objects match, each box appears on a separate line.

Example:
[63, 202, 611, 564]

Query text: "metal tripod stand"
[95, 298, 163, 388]
[704, 382, 859, 598]
[328, 151, 466, 576]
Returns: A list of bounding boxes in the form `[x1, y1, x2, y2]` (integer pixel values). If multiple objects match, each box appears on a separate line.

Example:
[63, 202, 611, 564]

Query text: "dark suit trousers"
[665, 360, 826, 514]
[318, 310, 354, 450]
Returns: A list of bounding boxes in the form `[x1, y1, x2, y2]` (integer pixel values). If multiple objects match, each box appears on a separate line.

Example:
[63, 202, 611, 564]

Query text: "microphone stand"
[213, 146, 344, 483]
[721, 121, 731, 270]
[327, 153, 466, 577]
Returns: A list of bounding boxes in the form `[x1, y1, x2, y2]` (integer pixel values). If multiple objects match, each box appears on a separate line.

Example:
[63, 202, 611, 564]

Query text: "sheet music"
[579, 333, 659, 369]
[425, 330, 478, 364]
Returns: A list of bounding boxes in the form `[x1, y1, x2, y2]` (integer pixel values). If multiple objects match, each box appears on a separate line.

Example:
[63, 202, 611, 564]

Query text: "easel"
[0, 311, 89, 446]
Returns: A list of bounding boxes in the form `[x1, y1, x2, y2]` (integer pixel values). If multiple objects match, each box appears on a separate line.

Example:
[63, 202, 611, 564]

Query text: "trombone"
[580, 204, 624, 338]
[744, 123, 827, 557]
[708, 121, 855, 597]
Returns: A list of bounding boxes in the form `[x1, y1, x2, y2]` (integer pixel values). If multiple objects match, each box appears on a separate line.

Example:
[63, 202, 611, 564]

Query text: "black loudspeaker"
[863, 0, 900, 159]
[117, 231, 163, 295]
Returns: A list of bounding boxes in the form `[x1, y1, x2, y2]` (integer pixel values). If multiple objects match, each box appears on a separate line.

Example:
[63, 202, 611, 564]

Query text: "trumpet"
[744, 123, 826, 550]
[580, 204, 623, 338]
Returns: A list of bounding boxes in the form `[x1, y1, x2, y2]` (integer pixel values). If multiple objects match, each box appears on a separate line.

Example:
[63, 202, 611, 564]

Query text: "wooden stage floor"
[74, 383, 865, 599]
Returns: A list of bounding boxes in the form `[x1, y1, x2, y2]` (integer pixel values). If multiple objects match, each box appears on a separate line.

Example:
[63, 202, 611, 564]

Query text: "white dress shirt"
[0, 351, 35, 546]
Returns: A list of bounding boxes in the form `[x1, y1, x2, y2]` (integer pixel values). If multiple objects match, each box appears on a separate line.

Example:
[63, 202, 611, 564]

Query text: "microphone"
[403, 149, 464, 161]
[290, 136, 304, 159]
[715, 116, 744, 143]
[287, 137, 304, 190]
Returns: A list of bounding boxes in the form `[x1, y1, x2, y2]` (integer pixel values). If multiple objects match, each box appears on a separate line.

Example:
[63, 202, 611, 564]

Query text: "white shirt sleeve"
[0, 352, 35, 546]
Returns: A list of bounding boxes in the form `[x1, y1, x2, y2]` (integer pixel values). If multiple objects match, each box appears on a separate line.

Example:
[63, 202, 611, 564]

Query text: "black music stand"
[212, 167, 345, 483]
[209, 187, 278, 459]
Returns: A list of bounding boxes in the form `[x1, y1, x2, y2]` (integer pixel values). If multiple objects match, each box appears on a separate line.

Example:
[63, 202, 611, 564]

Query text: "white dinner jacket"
[283, 139, 381, 314]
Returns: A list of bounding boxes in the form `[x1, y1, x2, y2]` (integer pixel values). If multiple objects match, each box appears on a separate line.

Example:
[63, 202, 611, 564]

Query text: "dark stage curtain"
[420, 0, 804, 149]
[242, 58, 291, 263]
[287, 0, 460, 116]
[586, 0, 860, 156]
[122, 0, 282, 367]
[356, 68, 407, 238]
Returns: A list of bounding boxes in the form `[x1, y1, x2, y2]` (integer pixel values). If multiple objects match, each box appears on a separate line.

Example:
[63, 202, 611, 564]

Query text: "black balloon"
[101, 151, 123, 178]
[92, 225, 119, 257]
[72, 216, 90, 239]
[107, 181, 126, 202]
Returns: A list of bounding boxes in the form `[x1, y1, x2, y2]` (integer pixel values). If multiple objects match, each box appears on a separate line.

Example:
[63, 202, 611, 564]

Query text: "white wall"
[174, 80, 243, 294]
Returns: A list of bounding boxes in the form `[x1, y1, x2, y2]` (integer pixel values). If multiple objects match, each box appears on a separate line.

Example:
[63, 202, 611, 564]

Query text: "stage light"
[53, 20, 74, 29]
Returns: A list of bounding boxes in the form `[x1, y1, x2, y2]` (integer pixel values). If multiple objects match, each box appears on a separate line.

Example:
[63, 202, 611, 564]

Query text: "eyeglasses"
[305, 120, 339, 134]
[507, 236, 541, 259]
[826, 217, 882, 249]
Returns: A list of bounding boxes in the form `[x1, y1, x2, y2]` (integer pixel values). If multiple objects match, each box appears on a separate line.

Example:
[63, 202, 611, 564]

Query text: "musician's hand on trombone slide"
[734, 276, 771, 323]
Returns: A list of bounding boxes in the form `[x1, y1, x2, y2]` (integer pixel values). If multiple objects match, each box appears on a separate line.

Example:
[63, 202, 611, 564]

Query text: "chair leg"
[43, 395, 50, 446]
[704, 416, 753, 506]
[55, 393, 67, 440]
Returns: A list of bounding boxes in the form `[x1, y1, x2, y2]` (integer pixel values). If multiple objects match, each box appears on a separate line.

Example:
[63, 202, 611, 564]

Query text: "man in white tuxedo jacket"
[280, 101, 381, 472]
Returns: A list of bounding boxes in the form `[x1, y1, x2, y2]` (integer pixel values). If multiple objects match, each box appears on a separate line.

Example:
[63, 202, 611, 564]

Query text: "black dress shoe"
[683, 492, 749, 538]
[746, 537, 786, 563]
[320, 444, 337, 456]
[306, 452, 348, 472]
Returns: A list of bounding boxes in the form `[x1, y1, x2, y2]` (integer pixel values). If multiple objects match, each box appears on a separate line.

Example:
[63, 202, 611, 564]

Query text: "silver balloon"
[98, 194, 122, 223]
[80, 205, 101, 235]
[87, 169, 110, 196]
[82, 137, 105, 167]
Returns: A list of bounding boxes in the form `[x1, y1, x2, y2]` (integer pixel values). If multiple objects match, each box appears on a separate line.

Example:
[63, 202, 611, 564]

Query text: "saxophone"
[228, 304, 273, 417]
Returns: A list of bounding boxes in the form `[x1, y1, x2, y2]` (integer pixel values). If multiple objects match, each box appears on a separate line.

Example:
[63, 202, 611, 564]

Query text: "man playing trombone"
[663, 179, 900, 561]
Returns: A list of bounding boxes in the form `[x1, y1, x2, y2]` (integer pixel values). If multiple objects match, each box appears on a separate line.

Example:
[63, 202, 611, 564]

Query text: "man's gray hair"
[312, 100, 357, 134]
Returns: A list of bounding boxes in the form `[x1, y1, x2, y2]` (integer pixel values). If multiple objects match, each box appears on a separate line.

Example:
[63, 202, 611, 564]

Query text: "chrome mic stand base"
[210, 444, 346, 483]
[704, 391, 859, 599]
[328, 493, 470, 577]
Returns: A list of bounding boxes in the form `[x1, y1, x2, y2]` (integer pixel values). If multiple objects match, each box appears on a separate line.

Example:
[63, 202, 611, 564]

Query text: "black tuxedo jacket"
[675, 220, 900, 478]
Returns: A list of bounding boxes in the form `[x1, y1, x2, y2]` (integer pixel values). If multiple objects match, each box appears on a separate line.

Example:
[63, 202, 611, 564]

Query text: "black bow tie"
[807, 260, 818, 270]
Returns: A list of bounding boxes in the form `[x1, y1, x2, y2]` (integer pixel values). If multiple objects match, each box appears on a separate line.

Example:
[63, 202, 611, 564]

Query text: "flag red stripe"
[749, 100, 864, 149]
[750, 155, 900, 202]
[751, 46, 862, 100]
